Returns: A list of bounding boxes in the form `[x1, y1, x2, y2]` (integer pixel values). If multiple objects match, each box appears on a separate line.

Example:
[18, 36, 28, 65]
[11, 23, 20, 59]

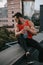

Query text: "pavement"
[0, 32, 43, 65]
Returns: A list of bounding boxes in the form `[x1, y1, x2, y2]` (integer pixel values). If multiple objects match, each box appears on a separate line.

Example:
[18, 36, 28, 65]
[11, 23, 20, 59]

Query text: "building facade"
[0, 0, 34, 31]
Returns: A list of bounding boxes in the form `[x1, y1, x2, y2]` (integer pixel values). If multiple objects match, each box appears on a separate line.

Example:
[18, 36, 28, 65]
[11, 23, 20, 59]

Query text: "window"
[4, 24, 14, 28]
[0, 0, 8, 18]
[0, 20, 8, 22]
[22, 0, 35, 17]
[12, 20, 14, 22]
[12, 11, 14, 14]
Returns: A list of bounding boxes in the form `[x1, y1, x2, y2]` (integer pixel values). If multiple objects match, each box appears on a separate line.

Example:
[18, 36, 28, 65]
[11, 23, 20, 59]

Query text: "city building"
[0, 0, 35, 31]
[0, 7, 8, 27]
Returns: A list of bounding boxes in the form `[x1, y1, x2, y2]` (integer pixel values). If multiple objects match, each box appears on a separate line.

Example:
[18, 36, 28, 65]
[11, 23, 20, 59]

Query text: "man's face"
[14, 16, 24, 23]
[14, 16, 19, 23]
[19, 17, 24, 22]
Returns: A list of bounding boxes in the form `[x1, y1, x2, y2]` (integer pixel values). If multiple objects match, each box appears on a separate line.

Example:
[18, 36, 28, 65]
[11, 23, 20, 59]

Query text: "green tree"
[0, 27, 17, 48]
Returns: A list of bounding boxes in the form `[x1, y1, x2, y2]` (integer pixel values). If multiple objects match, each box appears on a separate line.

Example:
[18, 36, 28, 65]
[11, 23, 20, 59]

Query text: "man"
[13, 12, 43, 65]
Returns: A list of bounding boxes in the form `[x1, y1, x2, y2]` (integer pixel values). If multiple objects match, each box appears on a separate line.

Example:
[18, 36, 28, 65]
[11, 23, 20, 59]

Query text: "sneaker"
[26, 52, 30, 56]
[27, 61, 34, 65]
[26, 52, 34, 65]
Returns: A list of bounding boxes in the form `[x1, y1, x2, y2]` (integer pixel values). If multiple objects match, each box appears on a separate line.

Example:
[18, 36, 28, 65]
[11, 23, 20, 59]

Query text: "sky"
[0, 0, 7, 7]
[34, 0, 43, 10]
[0, 0, 43, 10]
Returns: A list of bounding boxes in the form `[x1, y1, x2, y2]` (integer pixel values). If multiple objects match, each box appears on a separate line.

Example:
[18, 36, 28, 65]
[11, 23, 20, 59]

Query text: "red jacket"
[17, 20, 32, 39]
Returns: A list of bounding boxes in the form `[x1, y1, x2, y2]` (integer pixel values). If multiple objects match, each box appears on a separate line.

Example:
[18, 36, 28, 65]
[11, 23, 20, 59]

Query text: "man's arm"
[26, 26, 37, 35]
[14, 23, 24, 37]
[28, 20, 34, 27]
[24, 20, 37, 35]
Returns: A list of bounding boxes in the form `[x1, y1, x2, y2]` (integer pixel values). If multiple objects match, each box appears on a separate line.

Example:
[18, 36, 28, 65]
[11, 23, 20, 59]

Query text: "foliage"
[31, 13, 40, 26]
[0, 27, 17, 48]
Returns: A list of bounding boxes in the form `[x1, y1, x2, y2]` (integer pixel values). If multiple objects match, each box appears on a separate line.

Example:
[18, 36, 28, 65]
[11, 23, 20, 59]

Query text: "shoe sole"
[27, 61, 34, 65]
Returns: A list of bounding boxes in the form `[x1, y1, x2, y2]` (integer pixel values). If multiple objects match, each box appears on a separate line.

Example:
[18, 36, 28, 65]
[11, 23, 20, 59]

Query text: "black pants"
[18, 34, 43, 61]
[18, 34, 28, 52]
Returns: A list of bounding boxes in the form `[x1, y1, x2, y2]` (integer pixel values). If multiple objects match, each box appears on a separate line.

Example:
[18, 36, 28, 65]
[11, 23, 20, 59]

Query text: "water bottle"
[23, 31, 28, 38]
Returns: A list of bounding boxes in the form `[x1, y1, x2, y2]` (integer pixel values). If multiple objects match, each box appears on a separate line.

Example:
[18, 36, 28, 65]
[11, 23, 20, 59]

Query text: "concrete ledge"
[32, 32, 43, 43]
[0, 44, 25, 65]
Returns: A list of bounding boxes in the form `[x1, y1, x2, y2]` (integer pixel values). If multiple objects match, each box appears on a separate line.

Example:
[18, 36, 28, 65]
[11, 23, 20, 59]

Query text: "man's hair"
[13, 12, 23, 18]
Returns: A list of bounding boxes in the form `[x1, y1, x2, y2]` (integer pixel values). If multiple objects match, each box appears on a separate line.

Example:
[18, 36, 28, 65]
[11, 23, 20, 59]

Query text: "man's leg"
[18, 35, 28, 52]
[18, 35, 34, 64]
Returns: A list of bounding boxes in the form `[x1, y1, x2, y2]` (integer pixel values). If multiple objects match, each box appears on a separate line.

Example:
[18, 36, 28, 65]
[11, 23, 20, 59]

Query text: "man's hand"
[20, 29, 25, 34]
[24, 26, 30, 31]
[24, 26, 28, 30]
[24, 26, 37, 35]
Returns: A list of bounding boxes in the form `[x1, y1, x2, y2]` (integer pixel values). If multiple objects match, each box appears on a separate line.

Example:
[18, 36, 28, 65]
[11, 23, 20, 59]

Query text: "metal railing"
[6, 41, 18, 47]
